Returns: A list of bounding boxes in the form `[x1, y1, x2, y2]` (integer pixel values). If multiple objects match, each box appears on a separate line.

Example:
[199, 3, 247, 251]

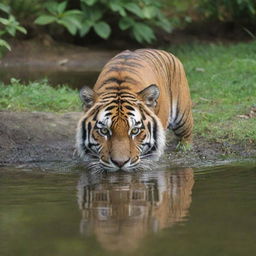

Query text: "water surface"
[0, 67, 99, 89]
[0, 163, 256, 256]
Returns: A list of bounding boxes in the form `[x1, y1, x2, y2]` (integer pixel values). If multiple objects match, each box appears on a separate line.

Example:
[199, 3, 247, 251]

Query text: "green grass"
[0, 41, 256, 143]
[168, 41, 256, 143]
[0, 78, 80, 112]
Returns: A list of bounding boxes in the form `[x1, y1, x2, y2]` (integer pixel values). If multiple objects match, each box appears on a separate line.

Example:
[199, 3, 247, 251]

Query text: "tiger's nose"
[111, 158, 130, 168]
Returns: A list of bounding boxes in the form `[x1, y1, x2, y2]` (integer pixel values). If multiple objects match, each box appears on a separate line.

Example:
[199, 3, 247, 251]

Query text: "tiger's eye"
[100, 128, 109, 135]
[131, 127, 140, 135]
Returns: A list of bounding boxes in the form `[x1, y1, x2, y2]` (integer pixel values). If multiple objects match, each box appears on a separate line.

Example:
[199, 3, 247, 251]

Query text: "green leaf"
[156, 17, 172, 33]
[57, 1, 67, 14]
[64, 10, 83, 17]
[0, 39, 11, 51]
[81, 0, 97, 6]
[142, 6, 158, 19]
[61, 15, 82, 30]
[58, 19, 78, 35]
[132, 22, 155, 43]
[16, 26, 27, 34]
[0, 17, 9, 26]
[109, 2, 126, 16]
[45, 2, 59, 15]
[0, 3, 10, 13]
[6, 26, 16, 36]
[35, 15, 57, 25]
[124, 3, 143, 18]
[79, 20, 92, 37]
[118, 17, 134, 30]
[93, 21, 111, 39]
[90, 8, 103, 21]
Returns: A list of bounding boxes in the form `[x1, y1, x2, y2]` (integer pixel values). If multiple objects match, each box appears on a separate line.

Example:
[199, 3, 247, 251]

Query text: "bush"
[198, 0, 256, 25]
[34, 0, 172, 44]
[0, 3, 27, 56]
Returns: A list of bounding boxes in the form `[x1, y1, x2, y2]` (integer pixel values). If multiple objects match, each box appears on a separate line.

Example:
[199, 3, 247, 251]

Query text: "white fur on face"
[76, 103, 166, 169]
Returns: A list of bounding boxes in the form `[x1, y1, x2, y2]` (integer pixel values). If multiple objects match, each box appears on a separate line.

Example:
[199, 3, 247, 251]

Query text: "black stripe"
[122, 76, 139, 84]
[112, 53, 142, 61]
[139, 106, 146, 120]
[124, 105, 135, 111]
[101, 95, 117, 100]
[98, 78, 123, 89]
[173, 113, 189, 131]
[183, 130, 192, 139]
[105, 105, 116, 111]
[147, 122, 151, 133]
[108, 99, 119, 104]
[120, 95, 137, 99]
[92, 109, 100, 121]
[152, 117, 158, 147]
[110, 60, 144, 68]
[142, 118, 158, 157]
[174, 109, 186, 126]
[87, 122, 92, 135]
[88, 142, 100, 147]
[105, 86, 130, 91]
[103, 66, 121, 74]
[82, 119, 87, 146]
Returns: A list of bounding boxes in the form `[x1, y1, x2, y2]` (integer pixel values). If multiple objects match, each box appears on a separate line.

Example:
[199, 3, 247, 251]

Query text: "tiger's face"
[76, 85, 165, 171]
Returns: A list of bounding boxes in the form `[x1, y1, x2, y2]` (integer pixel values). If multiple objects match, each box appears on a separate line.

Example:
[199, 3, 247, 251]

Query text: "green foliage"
[4, 0, 44, 20]
[34, 0, 172, 43]
[0, 3, 27, 56]
[198, 0, 256, 24]
[35, 1, 82, 35]
[0, 78, 80, 112]
[80, 0, 172, 43]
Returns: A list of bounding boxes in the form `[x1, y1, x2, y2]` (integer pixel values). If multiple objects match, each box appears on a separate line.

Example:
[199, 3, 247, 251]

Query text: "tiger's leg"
[169, 108, 193, 151]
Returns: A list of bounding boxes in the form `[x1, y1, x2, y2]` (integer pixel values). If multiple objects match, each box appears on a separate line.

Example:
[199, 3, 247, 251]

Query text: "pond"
[1, 162, 256, 256]
[0, 67, 99, 89]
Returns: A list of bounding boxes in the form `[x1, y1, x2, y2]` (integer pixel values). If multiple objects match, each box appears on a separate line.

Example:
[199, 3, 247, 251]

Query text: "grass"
[0, 78, 80, 112]
[168, 41, 256, 143]
[0, 41, 256, 143]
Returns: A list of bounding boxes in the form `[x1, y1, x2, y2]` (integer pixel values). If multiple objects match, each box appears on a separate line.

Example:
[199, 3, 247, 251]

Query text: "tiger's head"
[76, 84, 165, 171]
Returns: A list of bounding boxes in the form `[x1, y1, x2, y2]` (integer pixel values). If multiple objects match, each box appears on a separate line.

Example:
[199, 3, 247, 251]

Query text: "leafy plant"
[0, 3, 27, 55]
[198, 0, 256, 24]
[5, 0, 44, 20]
[79, 0, 172, 43]
[79, 3, 111, 39]
[34, 0, 172, 43]
[35, 1, 82, 35]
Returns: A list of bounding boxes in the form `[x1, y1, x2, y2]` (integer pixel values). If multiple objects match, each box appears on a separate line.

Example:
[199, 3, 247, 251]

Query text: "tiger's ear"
[138, 84, 160, 108]
[79, 86, 95, 111]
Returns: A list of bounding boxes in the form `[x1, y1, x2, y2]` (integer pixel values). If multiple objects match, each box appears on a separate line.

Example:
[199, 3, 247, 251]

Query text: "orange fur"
[76, 49, 193, 170]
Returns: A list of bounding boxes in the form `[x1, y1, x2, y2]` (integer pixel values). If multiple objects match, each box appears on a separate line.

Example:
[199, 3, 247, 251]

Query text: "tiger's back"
[94, 49, 193, 140]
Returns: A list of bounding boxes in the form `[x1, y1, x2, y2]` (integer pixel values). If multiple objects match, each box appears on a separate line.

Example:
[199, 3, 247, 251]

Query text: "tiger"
[76, 49, 193, 171]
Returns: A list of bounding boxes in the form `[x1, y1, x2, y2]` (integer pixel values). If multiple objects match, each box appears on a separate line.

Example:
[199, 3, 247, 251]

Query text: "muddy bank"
[0, 111, 80, 165]
[0, 111, 255, 167]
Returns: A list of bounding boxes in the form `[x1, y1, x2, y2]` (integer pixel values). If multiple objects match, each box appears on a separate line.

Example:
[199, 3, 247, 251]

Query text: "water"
[0, 67, 99, 89]
[0, 163, 256, 256]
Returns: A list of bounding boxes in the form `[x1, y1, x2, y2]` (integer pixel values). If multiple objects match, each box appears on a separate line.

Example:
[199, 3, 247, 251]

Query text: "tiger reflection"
[77, 168, 194, 251]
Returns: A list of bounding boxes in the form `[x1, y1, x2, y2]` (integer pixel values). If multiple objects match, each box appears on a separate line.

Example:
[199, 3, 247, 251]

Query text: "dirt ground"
[0, 111, 255, 168]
